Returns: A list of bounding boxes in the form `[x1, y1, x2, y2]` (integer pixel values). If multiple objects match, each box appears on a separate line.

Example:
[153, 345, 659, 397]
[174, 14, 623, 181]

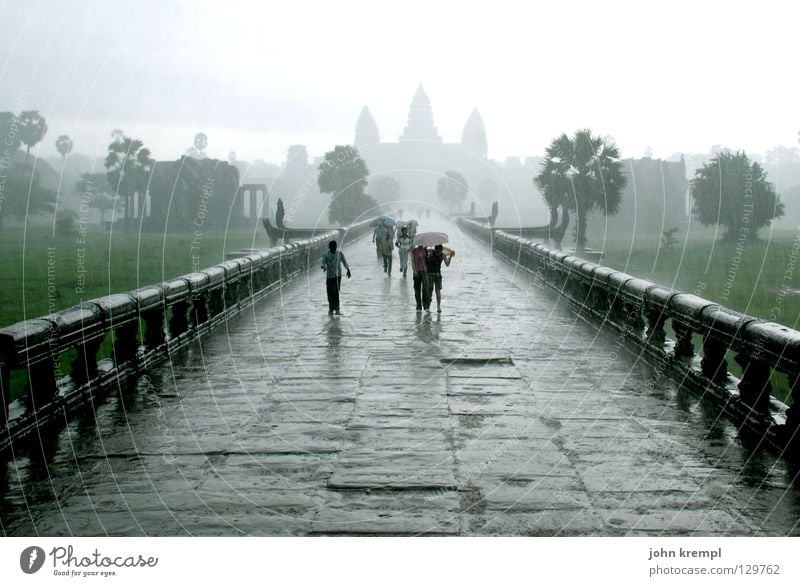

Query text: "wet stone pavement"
[2, 216, 800, 536]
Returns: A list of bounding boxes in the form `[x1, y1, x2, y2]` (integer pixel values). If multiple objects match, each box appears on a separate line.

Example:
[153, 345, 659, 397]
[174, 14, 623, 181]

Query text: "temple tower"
[399, 84, 442, 142]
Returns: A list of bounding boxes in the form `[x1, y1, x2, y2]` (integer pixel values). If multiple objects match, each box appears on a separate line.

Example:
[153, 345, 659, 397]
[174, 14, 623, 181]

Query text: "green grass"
[1, 223, 273, 403]
[600, 230, 800, 329]
[0, 223, 271, 328]
[597, 229, 800, 404]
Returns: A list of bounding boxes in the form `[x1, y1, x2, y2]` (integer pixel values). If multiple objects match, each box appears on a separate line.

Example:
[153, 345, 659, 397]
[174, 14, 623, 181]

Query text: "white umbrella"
[414, 232, 449, 247]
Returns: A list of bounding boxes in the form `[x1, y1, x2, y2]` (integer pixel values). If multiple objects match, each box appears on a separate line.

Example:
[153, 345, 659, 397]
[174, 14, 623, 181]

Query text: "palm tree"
[18, 110, 48, 163]
[535, 129, 626, 249]
[55, 134, 74, 162]
[105, 135, 153, 231]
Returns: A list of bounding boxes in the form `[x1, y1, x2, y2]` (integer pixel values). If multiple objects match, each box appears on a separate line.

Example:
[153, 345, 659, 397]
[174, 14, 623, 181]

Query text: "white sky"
[1, 0, 798, 163]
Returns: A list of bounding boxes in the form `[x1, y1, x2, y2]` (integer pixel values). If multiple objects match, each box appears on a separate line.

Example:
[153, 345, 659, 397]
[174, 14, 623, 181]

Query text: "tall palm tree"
[18, 110, 48, 163]
[535, 129, 626, 249]
[105, 135, 153, 231]
[55, 134, 73, 161]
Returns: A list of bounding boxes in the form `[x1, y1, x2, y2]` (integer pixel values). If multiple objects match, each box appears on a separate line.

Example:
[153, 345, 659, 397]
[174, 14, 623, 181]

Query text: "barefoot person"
[426, 244, 453, 312]
[320, 240, 351, 315]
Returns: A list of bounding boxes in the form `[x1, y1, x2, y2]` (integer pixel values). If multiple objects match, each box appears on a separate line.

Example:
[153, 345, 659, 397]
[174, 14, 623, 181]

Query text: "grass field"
[599, 229, 800, 329]
[597, 228, 800, 404]
[0, 223, 271, 328]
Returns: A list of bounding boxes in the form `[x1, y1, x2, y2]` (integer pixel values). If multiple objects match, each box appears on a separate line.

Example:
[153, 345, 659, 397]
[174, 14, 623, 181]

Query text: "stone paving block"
[310, 508, 459, 535]
[460, 510, 606, 536]
[482, 485, 593, 512]
[579, 462, 702, 493]
[587, 490, 718, 511]
[596, 508, 751, 535]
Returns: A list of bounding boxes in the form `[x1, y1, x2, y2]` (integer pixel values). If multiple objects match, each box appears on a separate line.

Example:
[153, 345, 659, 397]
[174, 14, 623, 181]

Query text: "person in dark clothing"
[411, 245, 431, 311]
[426, 244, 453, 313]
[320, 241, 351, 315]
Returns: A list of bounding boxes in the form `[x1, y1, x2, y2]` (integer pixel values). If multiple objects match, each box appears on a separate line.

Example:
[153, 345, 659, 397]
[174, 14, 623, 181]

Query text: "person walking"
[395, 226, 413, 277]
[379, 231, 394, 275]
[372, 223, 387, 260]
[320, 240, 351, 315]
[426, 244, 453, 313]
[411, 245, 432, 311]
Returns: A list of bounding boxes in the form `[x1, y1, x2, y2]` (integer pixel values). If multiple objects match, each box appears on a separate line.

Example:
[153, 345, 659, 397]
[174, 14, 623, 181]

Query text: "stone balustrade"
[458, 217, 800, 457]
[0, 219, 375, 453]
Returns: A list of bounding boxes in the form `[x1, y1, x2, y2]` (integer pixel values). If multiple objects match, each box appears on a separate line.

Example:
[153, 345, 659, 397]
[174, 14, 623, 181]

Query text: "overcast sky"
[1, 0, 798, 164]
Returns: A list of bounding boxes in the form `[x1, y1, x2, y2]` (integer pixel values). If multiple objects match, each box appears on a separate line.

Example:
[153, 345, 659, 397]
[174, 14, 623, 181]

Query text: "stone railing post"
[72, 338, 102, 386]
[0, 350, 10, 427]
[113, 322, 139, 365]
[701, 337, 729, 382]
[646, 309, 667, 347]
[735, 353, 772, 416]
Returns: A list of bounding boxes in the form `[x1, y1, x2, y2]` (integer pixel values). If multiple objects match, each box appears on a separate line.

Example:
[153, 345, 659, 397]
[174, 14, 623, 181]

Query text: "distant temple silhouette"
[350, 84, 688, 237]
[352, 84, 499, 211]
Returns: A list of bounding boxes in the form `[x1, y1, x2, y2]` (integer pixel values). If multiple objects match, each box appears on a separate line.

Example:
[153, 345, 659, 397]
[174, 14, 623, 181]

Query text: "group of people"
[411, 243, 452, 312]
[374, 223, 416, 278]
[320, 220, 453, 315]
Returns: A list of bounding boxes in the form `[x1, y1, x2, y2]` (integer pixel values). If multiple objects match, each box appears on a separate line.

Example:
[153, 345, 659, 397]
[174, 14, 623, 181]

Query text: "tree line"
[1, 107, 786, 241]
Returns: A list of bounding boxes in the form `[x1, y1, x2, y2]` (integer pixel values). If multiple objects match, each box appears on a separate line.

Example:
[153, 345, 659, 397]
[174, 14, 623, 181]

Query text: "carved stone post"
[0, 351, 10, 427]
[141, 308, 166, 349]
[646, 310, 667, 348]
[192, 294, 209, 327]
[224, 281, 239, 311]
[169, 301, 190, 339]
[113, 323, 139, 365]
[784, 371, 800, 455]
[208, 289, 224, 318]
[26, 358, 58, 411]
[672, 321, 694, 357]
[735, 353, 772, 415]
[624, 302, 645, 335]
[701, 337, 728, 381]
[72, 338, 101, 386]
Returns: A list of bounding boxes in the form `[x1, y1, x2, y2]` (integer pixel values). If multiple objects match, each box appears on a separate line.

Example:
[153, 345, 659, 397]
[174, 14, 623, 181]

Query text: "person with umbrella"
[320, 240, 351, 315]
[379, 230, 394, 276]
[426, 244, 454, 313]
[413, 232, 453, 312]
[372, 221, 387, 260]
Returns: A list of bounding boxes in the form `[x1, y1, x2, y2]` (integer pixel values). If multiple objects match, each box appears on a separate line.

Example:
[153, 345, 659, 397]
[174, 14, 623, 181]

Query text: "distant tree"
[77, 172, 118, 224]
[55, 134, 74, 162]
[371, 176, 402, 203]
[661, 227, 678, 249]
[691, 150, 783, 241]
[535, 129, 626, 249]
[0, 163, 56, 229]
[18, 110, 48, 163]
[437, 171, 468, 210]
[317, 145, 376, 225]
[111, 128, 125, 143]
[0, 111, 22, 151]
[105, 135, 153, 231]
